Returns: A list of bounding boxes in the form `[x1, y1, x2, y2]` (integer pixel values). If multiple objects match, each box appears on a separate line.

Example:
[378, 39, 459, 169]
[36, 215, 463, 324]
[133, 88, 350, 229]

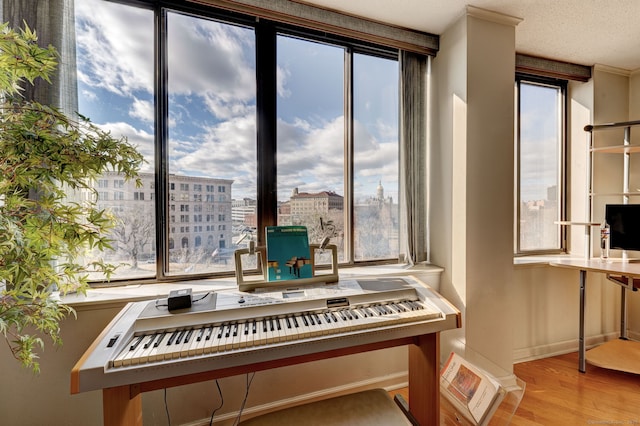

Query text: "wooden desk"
[550, 259, 640, 372]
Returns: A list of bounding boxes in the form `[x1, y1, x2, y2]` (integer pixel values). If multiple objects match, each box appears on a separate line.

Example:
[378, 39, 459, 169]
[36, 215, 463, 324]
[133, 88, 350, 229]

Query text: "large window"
[276, 35, 345, 256]
[75, 0, 156, 280]
[75, 0, 401, 283]
[515, 75, 566, 254]
[166, 11, 256, 276]
[353, 53, 399, 261]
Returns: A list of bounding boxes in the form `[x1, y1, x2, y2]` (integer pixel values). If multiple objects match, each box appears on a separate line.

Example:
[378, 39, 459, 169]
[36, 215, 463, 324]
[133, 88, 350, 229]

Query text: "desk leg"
[620, 286, 628, 339]
[579, 269, 586, 373]
[408, 332, 439, 425]
[103, 385, 143, 426]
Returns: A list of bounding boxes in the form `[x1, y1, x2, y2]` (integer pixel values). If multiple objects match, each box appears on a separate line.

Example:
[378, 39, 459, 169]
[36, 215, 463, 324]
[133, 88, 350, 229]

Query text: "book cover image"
[440, 352, 502, 425]
[265, 226, 313, 282]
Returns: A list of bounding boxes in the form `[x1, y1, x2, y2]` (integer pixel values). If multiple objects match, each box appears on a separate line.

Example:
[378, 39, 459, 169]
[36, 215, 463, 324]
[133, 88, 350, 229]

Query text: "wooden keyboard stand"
[101, 332, 441, 426]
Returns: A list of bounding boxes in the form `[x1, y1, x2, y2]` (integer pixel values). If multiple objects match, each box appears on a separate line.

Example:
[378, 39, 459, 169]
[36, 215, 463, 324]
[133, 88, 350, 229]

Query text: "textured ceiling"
[300, 0, 640, 71]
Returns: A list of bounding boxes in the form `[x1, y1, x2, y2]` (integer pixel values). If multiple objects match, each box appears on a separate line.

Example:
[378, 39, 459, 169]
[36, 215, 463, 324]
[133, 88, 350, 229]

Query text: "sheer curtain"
[1, 0, 78, 115]
[399, 50, 428, 265]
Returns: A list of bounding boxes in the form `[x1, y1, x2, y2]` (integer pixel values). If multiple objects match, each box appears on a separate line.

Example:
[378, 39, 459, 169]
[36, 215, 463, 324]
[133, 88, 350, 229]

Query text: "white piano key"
[201, 325, 218, 354]
[131, 333, 158, 365]
[229, 322, 241, 350]
[146, 332, 167, 363]
[262, 317, 279, 344]
[187, 327, 205, 356]
[237, 321, 252, 348]
[281, 316, 296, 341]
[109, 293, 443, 371]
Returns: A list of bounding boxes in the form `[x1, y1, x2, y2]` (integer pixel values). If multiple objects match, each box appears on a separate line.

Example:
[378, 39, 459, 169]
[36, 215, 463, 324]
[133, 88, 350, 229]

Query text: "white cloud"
[170, 113, 257, 196]
[277, 65, 291, 98]
[81, 88, 97, 101]
[75, 0, 154, 96]
[167, 14, 255, 116]
[94, 121, 155, 174]
[129, 98, 154, 123]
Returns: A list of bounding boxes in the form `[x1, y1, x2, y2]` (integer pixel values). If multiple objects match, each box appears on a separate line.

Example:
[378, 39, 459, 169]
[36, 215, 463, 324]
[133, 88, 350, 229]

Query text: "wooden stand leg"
[103, 385, 143, 426]
[408, 332, 440, 426]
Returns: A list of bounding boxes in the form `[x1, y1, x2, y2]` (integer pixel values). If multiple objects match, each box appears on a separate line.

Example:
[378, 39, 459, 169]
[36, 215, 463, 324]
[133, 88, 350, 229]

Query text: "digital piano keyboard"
[71, 277, 460, 394]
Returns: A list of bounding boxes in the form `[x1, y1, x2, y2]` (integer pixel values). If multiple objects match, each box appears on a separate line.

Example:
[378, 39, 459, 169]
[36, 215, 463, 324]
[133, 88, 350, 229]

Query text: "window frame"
[79, 0, 403, 286]
[515, 73, 568, 255]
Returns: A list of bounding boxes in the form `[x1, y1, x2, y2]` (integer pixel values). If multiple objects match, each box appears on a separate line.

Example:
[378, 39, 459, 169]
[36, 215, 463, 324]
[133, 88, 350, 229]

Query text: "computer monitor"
[605, 204, 640, 251]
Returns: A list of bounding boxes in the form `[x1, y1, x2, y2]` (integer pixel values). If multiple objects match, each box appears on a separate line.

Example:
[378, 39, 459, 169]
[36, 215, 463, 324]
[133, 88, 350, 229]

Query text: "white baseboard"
[513, 332, 622, 363]
[184, 372, 408, 426]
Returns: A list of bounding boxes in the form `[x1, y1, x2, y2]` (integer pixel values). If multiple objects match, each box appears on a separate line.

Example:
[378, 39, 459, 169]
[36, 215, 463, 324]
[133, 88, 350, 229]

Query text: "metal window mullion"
[256, 21, 278, 246]
[344, 48, 354, 263]
[155, 6, 170, 278]
[515, 79, 523, 254]
[559, 82, 568, 251]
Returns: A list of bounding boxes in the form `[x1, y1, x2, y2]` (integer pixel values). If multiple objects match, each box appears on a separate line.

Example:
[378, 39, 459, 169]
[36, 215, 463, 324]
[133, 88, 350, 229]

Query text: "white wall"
[431, 7, 518, 373]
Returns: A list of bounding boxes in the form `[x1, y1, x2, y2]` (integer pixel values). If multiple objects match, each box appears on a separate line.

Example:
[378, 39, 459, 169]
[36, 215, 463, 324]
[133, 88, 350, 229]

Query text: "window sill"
[59, 263, 445, 311]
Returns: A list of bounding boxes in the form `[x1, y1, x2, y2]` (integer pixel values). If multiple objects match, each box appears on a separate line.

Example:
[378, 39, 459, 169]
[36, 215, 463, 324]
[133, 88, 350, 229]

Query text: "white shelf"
[555, 221, 599, 226]
[589, 191, 640, 197]
[591, 144, 640, 154]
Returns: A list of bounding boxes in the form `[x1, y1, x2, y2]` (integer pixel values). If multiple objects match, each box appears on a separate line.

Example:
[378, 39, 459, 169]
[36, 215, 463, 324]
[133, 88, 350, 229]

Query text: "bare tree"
[109, 207, 155, 269]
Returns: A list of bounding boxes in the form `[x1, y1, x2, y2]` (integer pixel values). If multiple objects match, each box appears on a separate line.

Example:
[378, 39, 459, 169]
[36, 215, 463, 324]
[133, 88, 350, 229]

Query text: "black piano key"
[167, 330, 180, 345]
[205, 326, 214, 340]
[184, 329, 194, 343]
[196, 328, 205, 342]
[153, 332, 166, 348]
[144, 333, 157, 349]
[130, 335, 144, 351]
[232, 323, 239, 337]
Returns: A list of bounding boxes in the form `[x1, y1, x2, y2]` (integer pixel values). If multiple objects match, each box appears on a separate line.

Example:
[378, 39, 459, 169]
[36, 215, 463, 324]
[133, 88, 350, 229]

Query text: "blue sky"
[519, 82, 561, 202]
[75, 0, 399, 202]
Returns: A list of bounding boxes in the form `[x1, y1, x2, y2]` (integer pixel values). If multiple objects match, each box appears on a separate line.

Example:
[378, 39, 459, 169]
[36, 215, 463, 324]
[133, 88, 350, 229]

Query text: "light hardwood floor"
[508, 352, 640, 425]
[394, 351, 640, 425]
